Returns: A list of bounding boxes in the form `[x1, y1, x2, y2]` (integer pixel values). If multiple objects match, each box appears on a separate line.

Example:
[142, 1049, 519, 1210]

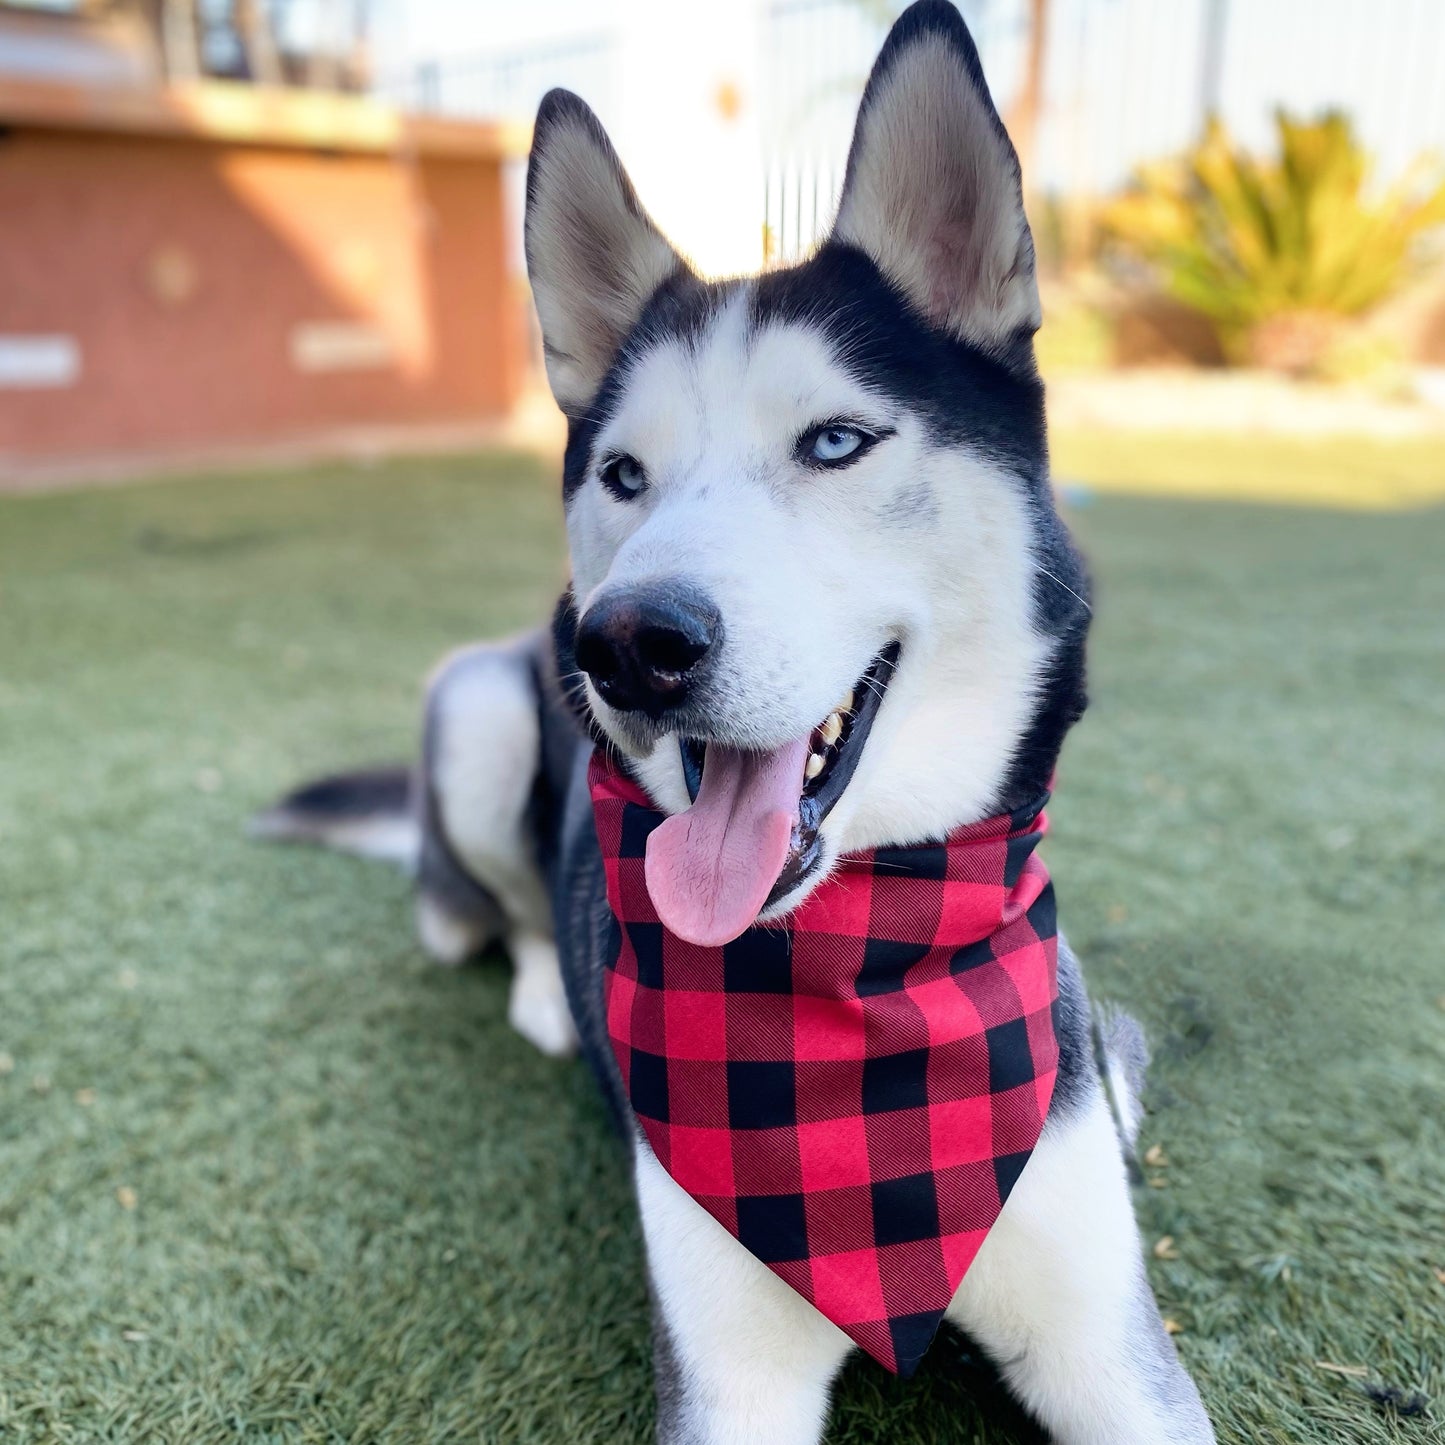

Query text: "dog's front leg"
[634, 1146, 853, 1445]
[946, 1085, 1215, 1445]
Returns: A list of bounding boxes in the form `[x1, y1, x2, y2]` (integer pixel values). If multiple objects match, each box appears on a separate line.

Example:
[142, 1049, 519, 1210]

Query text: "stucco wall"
[0, 121, 522, 462]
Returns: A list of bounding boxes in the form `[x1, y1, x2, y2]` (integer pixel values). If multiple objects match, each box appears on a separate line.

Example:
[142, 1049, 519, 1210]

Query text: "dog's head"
[527, 0, 1089, 946]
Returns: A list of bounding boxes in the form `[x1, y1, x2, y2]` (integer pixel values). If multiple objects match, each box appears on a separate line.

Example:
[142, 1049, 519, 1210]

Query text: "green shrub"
[1104, 111, 1445, 373]
[1034, 297, 1114, 374]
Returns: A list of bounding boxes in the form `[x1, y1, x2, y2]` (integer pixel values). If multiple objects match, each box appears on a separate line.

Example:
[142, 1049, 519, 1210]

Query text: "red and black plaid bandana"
[588, 750, 1059, 1376]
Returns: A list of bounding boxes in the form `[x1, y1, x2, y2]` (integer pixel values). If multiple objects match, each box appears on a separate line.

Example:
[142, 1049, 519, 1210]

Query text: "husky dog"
[258, 5, 1215, 1440]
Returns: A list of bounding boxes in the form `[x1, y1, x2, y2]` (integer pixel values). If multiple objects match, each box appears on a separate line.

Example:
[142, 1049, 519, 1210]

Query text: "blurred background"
[3, 0, 1444, 481]
[1, 5, 1442, 1444]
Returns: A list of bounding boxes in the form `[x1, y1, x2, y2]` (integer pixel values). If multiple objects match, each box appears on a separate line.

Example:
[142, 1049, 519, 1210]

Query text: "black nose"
[575, 584, 720, 716]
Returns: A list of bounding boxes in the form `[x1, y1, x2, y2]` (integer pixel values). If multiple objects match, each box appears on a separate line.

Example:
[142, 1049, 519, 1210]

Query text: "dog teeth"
[839, 690, 855, 715]
[805, 752, 826, 782]
[820, 712, 843, 747]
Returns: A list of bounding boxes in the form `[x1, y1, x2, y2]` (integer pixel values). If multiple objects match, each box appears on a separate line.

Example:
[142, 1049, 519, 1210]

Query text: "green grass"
[0, 452, 1441, 1444]
[1052, 430, 1445, 511]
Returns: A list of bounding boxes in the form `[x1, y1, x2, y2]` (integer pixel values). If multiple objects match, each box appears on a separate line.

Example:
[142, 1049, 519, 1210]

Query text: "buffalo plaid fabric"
[588, 751, 1060, 1376]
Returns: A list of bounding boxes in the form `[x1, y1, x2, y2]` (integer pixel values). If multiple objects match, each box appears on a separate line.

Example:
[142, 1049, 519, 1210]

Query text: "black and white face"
[526, 2, 1089, 946]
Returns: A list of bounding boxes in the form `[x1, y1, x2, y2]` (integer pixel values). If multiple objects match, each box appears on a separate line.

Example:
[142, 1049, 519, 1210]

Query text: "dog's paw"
[508, 936, 579, 1057]
[508, 972, 579, 1056]
[414, 894, 484, 967]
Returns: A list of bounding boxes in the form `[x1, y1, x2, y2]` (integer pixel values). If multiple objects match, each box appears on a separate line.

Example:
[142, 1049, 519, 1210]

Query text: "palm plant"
[1104, 111, 1445, 373]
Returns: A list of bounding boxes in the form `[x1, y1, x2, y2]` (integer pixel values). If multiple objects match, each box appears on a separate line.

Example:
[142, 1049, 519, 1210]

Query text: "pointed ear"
[832, 1, 1040, 362]
[524, 90, 687, 417]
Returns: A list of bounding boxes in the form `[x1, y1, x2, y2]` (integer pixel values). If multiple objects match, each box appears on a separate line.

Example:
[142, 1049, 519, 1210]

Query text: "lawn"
[0, 446, 1441, 1445]
[1052, 430, 1445, 512]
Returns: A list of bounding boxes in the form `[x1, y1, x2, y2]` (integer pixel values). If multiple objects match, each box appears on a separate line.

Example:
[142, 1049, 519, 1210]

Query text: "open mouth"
[643, 642, 900, 947]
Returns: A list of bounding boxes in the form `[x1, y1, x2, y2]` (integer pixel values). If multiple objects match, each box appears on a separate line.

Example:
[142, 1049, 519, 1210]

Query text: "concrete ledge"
[1047, 369, 1445, 439]
[0, 74, 528, 158]
[0, 396, 566, 495]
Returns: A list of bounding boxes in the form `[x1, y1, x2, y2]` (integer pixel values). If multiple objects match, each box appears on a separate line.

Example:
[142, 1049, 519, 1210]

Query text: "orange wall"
[0, 126, 522, 461]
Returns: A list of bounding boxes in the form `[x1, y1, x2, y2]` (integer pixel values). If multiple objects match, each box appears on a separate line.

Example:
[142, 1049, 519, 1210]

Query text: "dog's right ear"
[832, 0, 1040, 365]
[525, 91, 687, 418]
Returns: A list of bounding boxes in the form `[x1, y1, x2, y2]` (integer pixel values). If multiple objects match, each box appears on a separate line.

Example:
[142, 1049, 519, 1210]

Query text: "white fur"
[415, 891, 487, 967]
[635, 1146, 852, 1445]
[528, 27, 1054, 899]
[430, 645, 552, 934]
[506, 929, 577, 1057]
[1104, 1050, 1143, 1147]
[948, 1090, 1213, 1443]
[568, 295, 1051, 918]
[634, 1089, 1211, 1445]
[313, 815, 420, 866]
[248, 807, 420, 867]
[424, 645, 577, 1056]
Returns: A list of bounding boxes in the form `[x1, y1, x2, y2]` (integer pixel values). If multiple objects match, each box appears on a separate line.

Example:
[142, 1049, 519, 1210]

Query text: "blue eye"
[800, 422, 885, 468]
[812, 426, 863, 463]
[600, 454, 646, 498]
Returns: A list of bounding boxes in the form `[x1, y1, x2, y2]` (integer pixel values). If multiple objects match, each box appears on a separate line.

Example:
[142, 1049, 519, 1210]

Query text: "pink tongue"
[645, 739, 809, 947]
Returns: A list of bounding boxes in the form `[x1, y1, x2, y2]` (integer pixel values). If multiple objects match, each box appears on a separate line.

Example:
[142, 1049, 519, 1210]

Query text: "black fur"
[555, 239, 1089, 812]
[559, 269, 717, 503]
[528, 623, 597, 897]
[759, 243, 1091, 812]
[551, 588, 611, 750]
[534, 0, 1094, 1104]
[266, 767, 410, 821]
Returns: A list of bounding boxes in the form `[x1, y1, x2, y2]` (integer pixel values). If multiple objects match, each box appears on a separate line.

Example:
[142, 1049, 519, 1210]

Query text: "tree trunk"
[1010, 0, 1050, 193]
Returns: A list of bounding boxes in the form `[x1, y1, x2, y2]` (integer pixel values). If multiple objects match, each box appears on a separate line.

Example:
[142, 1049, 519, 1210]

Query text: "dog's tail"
[1093, 1004, 1150, 1162]
[248, 767, 420, 870]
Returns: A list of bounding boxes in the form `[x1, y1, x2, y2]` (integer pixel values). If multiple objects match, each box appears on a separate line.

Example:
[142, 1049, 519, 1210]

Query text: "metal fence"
[378, 30, 618, 124]
[396, 0, 1445, 270]
[756, 0, 1445, 262]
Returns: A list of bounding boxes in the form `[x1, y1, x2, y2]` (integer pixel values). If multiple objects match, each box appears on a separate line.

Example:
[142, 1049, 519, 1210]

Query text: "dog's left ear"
[833, 0, 1040, 363]
[525, 89, 688, 418]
